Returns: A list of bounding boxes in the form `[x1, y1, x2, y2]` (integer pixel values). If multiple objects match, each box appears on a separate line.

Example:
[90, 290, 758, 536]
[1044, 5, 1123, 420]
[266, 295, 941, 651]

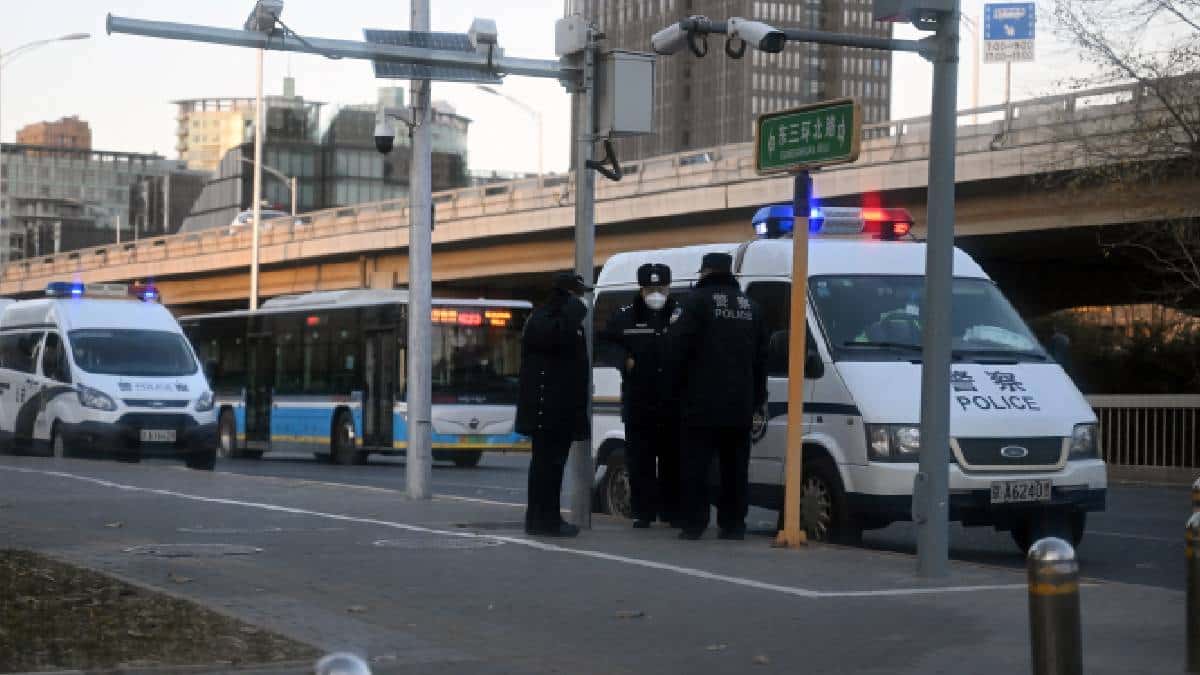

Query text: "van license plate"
[990, 479, 1052, 504]
[140, 429, 176, 443]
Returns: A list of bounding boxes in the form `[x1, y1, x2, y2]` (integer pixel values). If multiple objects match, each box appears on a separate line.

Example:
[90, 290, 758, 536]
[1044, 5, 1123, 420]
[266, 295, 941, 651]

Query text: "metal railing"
[1, 76, 1189, 288]
[1089, 395, 1200, 468]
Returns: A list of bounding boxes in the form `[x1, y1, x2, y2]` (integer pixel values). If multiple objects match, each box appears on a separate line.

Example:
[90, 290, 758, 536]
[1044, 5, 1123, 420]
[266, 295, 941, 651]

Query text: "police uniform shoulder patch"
[669, 306, 683, 324]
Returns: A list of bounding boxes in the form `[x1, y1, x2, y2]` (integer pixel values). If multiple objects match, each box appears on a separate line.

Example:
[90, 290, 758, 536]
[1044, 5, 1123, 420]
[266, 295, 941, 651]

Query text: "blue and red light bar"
[46, 282, 160, 302]
[753, 204, 915, 240]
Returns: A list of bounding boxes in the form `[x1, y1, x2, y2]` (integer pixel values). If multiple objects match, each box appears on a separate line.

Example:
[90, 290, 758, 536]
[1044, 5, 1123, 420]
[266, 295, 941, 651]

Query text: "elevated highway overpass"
[2, 80, 1189, 315]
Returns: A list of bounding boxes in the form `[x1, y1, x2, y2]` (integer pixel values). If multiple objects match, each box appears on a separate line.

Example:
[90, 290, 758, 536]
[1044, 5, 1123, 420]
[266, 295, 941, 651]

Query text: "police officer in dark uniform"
[671, 252, 768, 540]
[515, 272, 590, 537]
[597, 263, 681, 528]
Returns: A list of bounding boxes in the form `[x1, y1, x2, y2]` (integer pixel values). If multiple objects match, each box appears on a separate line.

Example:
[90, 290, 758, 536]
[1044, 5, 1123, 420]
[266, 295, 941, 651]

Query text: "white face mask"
[644, 292, 668, 311]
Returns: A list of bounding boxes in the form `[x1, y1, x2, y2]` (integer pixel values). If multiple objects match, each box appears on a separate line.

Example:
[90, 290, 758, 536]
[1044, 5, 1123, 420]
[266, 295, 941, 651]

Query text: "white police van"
[0, 282, 218, 469]
[591, 207, 1105, 552]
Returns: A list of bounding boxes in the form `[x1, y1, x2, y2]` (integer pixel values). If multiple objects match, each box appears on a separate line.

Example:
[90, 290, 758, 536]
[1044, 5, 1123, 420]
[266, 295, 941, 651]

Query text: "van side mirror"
[805, 349, 825, 380]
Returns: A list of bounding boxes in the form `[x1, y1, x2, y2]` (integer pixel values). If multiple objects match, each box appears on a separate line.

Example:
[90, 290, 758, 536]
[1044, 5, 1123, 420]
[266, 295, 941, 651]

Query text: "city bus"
[180, 289, 531, 467]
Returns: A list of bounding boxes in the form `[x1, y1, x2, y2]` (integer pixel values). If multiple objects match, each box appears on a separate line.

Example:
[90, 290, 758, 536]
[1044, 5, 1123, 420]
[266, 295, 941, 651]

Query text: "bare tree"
[1049, 0, 1200, 302]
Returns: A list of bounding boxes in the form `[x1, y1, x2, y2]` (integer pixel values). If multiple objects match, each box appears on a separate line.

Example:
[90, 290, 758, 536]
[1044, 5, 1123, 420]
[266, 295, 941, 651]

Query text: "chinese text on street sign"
[983, 2, 1035, 63]
[755, 98, 860, 174]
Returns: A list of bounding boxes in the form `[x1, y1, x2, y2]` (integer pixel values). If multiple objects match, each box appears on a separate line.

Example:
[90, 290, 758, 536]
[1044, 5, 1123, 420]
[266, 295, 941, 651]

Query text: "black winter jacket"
[515, 290, 591, 439]
[596, 294, 681, 426]
[670, 274, 768, 429]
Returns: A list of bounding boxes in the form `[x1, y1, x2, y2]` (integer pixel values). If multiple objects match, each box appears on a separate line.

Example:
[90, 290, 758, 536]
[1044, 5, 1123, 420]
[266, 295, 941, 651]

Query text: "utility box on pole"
[595, 50, 655, 138]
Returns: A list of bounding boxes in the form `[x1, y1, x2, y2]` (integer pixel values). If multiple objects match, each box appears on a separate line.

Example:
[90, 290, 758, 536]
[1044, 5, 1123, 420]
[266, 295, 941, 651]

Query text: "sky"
[0, 0, 1101, 176]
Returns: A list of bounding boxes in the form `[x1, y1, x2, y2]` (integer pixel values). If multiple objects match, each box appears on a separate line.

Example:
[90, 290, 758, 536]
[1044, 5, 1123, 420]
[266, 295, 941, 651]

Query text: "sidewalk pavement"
[0, 457, 1186, 674]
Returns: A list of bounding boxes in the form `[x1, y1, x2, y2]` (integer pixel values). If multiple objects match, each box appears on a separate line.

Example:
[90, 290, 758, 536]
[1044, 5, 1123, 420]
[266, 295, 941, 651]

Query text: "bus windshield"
[431, 309, 525, 405]
[810, 276, 1048, 363]
[69, 329, 198, 377]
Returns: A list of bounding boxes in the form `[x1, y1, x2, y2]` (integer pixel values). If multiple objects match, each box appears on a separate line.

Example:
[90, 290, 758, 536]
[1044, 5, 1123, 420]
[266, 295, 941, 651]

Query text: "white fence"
[1088, 395, 1200, 468]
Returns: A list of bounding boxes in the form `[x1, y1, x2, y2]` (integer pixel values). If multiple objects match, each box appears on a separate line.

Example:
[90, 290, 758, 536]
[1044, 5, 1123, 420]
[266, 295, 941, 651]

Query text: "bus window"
[329, 310, 362, 393]
[273, 316, 302, 394]
[430, 306, 527, 405]
[302, 316, 331, 394]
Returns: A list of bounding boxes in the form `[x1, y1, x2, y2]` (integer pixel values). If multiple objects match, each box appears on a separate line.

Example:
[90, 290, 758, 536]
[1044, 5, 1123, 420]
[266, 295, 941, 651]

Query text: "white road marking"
[0, 465, 1028, 600]
[1089, 530, 1179, 543]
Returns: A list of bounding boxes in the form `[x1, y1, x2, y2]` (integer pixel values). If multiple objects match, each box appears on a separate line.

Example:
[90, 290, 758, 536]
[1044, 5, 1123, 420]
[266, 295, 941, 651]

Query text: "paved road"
[0, 453, 1185, 674]
[209, 452, 1189, 590]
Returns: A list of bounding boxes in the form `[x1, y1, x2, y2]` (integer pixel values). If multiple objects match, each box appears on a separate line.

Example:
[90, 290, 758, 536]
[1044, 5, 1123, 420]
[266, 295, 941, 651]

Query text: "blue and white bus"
[180, 289, 531, 467]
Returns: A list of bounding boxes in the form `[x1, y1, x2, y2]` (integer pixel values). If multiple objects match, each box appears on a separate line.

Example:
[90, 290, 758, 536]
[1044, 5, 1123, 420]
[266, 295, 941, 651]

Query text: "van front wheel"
[780, 458, 861, 545]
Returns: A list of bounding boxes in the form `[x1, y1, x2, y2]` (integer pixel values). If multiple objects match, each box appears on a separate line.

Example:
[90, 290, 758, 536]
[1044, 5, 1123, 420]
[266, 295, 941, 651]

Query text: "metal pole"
[115, 213, 121, 246]
[915, 3, 960, 579]
[1027, 537, 1083, 675]
[290, 176, 297, 217]
[567, 32, 596, 529]
[1189, 513, 1200, 672]
[1192, 477, 1200, 513]
[536, 111, 544, 178]
[775, 171, 811, 549]
[406, 0, 434, 501]
[1004, 61, 1012, 110]
[250, 47, 264, 311]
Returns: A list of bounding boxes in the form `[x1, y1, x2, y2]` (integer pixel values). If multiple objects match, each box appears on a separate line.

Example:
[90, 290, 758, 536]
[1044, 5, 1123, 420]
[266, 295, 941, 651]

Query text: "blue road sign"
[984, 3, 1035, 41]
[984, 2, 1035, 62]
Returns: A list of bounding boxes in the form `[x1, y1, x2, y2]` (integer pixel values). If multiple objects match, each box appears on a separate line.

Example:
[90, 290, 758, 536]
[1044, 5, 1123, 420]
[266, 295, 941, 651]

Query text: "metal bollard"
[1028, 537, 1083, 675]
[1188, 513, 1200, 672]
[314, 652, 371, 675]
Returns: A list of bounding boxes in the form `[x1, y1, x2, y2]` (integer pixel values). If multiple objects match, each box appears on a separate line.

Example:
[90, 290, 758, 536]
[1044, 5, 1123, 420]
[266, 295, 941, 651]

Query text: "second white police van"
[591, 206, 1105, 552]
[0, 282, 218, 469]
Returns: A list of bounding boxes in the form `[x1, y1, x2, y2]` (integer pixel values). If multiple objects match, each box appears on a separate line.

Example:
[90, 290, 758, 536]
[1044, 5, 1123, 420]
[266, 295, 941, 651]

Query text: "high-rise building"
[0, 144, 207, 264]
[179, 86, 471, 233]
[15, 115, 92, 150]
[565, 0, 892, 161]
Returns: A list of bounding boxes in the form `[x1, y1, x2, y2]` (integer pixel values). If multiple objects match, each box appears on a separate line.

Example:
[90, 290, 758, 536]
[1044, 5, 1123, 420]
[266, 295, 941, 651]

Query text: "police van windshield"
[69, 330, 198, 377]
[810, 276, 1047, 362]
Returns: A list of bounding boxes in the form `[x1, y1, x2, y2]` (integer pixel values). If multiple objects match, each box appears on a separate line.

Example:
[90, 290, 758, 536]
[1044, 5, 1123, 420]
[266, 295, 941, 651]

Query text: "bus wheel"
[217, 410, 237, 459]
[452, 451, 483, 468]
[331, 412, 365, 466]
[600, 448, 633, 519]
[797, 458, 861, 545]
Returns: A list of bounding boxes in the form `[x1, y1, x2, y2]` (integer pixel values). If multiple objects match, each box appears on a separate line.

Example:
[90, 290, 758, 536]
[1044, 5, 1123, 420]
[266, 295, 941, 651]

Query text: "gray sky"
[1, 0, 1095, 175]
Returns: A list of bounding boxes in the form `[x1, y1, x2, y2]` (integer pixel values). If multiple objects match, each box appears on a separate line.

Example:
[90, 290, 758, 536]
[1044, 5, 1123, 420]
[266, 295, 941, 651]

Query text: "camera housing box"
[595, 50, 655, 138]
[555, 15, 590, 56]
[872, 0, 955, 22]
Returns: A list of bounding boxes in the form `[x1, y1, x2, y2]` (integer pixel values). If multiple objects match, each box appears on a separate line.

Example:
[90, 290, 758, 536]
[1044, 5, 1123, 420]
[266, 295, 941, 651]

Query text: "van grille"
[123, 399, 189, 409]
[954, 437, 1065, 471]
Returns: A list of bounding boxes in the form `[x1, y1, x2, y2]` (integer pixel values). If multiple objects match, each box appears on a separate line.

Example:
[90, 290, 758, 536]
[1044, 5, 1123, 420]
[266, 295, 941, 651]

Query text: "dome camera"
[375, 118, 396, 155]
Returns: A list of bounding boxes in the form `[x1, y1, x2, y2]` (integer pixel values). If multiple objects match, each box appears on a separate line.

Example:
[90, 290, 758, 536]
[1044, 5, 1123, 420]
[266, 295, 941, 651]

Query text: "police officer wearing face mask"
[671, 252, 768, 541]
[516, 272, 591, 537]
[597, 263, 681, 528]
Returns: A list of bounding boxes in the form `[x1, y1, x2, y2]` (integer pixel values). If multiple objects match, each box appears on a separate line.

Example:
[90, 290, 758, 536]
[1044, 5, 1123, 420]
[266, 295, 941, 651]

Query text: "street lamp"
[0, 32, 90, 270]
[476, 85, 544, 178]
[239, 157, 297, 217]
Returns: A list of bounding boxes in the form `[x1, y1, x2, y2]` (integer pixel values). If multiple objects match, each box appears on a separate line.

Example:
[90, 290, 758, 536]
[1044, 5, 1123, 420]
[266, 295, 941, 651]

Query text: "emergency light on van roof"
[752, 205, 915, 241]
[45, 281, 160, 302]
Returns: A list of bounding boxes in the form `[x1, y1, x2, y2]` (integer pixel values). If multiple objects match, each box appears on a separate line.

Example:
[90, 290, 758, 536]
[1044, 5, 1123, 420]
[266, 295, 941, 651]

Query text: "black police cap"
[699, 252, 733, 274]
[553, 272, 590, 293]
[637, 263, 671, 287]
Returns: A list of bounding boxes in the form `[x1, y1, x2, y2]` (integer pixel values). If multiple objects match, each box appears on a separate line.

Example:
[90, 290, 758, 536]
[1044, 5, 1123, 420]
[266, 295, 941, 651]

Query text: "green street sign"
[755, 98, 861, 174]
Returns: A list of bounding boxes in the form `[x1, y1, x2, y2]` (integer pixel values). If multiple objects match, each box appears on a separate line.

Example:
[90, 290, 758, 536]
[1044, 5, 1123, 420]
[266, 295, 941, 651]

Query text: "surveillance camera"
[727, 17, 786, 54]
[650, 23, 688, 55]
[375, 119, 396, 155]
[245, 0, 284, 32]
[469, 18, 499, 49]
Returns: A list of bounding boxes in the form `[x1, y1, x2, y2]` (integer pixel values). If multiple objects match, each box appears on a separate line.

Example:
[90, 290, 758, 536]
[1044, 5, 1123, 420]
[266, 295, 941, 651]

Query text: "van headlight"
[78, 384, 117, 411]
[1069, 423, 1099, 459]
[195, 391, 215, 412]
[866, 424, 921, 462]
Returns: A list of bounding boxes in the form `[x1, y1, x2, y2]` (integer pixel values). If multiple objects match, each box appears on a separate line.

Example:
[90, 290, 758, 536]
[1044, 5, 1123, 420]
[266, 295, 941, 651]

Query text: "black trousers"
[680, 425, 751, 533]
[625, 419, 681, 522]
[526, 429, 573, 529]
